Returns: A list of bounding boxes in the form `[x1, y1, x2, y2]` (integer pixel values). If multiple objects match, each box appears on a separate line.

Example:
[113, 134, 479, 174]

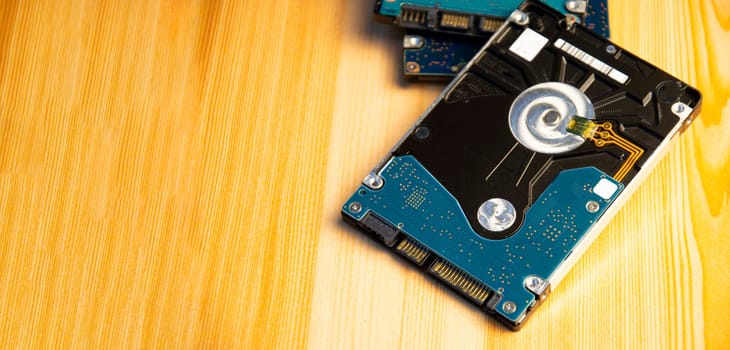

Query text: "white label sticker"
[554, 39, 629, 84]
[593, 178, 619, 200]
[509, 28, 549, 62]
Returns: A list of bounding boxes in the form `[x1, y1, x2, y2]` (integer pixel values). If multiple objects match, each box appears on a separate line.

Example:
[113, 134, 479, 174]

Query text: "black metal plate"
[393, 0, 701, 239]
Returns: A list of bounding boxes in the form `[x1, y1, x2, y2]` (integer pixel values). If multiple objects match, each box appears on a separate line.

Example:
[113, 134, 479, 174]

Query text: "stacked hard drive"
[343, 0, 701, 330]
[375, 0, 610, 80]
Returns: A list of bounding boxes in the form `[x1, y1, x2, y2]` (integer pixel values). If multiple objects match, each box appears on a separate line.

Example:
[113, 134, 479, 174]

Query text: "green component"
[566, 115, 598, 138]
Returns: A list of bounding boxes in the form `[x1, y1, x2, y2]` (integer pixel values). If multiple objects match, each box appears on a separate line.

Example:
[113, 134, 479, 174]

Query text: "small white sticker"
[593, 178, 619, 200]
[509, 28, 549, 62]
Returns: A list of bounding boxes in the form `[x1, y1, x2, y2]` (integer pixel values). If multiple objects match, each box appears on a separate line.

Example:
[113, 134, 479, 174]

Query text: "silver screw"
[586, 200, 600, 213]
[671, 102, 691, 118]
[363, 173, 384, 190]
[565, 0, 587, 13]
[509, 10, 529, 25]
[349, 202, 362, 213]
[606, 45, 617, 55]
[526, 276, 542, 289]
[673, 103, 685, 114]
[502, 301, 517, 314]
[524, 275, 548, 296]
[566, 1, 578, 11]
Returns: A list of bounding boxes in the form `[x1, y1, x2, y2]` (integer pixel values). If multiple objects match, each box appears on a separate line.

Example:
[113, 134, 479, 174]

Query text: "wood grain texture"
[0, 0, 727, 348]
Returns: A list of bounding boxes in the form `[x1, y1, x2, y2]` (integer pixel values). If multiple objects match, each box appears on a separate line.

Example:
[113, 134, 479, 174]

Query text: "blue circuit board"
[379, 0, 571, 18]
[378, 0, 584, 37]
[343, 155, 623, 324]
[403, 31, 483, 78]
[584, 0, 610, 38]
[402, 0, 610, 79]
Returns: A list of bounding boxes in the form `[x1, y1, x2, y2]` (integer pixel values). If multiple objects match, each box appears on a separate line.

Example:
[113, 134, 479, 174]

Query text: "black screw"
[414, 126, 431, 140]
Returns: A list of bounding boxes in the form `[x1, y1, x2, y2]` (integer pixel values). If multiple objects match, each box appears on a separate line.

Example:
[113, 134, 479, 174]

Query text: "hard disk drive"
[343, 1, 701, 330]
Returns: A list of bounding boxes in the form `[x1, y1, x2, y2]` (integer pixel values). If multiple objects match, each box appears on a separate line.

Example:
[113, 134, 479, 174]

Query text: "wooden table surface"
[0, 0, 728, 348]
